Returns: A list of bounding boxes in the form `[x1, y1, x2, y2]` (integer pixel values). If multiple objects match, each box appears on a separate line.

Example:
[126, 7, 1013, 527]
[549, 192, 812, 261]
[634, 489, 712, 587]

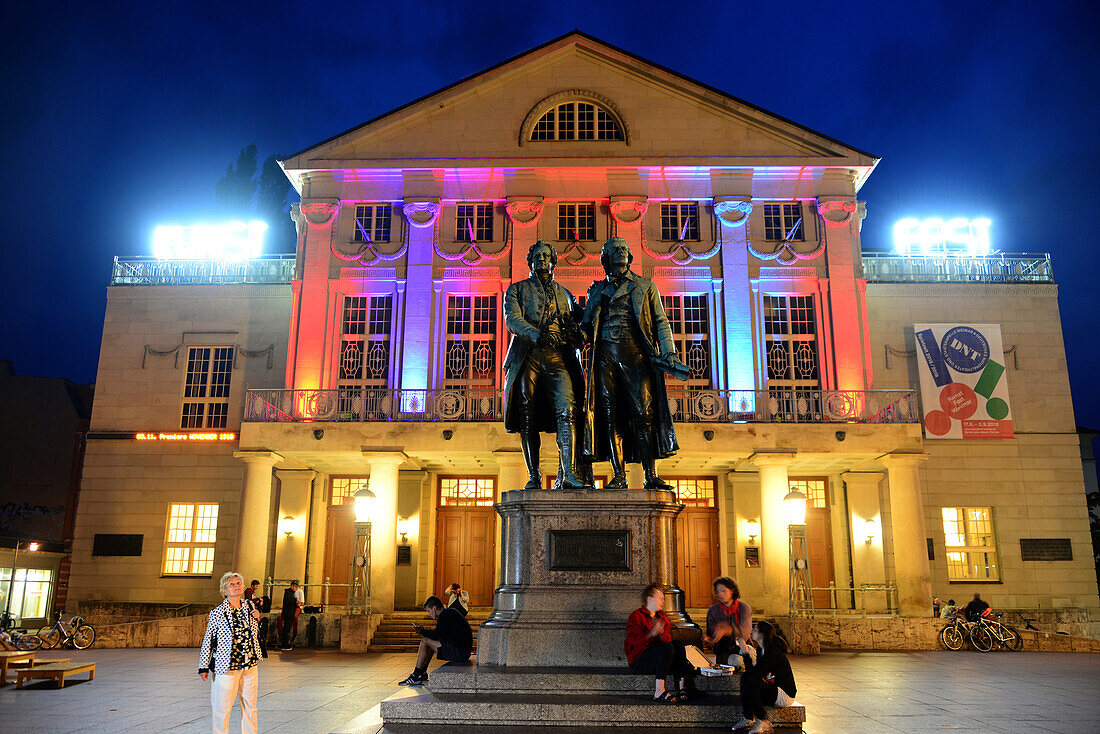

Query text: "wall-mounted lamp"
[865, 517, 877, 545]
[27, 542, 39, 552]
[745, 519, 759, 545]
[397, 517, 410, 544]
[282, 515, 296, 540]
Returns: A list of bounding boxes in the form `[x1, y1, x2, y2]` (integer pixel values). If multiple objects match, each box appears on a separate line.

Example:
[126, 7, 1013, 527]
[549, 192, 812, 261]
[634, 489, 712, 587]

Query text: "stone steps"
[428, 664, 740, 695]
[368, 611, 486, 652]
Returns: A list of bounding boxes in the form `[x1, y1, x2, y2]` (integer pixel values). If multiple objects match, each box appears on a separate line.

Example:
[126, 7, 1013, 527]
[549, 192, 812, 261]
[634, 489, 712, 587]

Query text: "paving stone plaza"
[3, 648, 1099, 733]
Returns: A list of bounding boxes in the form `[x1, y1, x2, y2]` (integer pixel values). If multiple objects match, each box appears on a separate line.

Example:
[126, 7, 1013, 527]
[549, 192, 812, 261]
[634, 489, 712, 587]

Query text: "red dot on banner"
[939, 383, 978, 420]
[924, 410, 952, 436]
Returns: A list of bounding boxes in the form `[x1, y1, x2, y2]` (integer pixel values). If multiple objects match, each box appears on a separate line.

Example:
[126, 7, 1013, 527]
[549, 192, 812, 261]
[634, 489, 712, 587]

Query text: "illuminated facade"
[68, 33, 1098, 635]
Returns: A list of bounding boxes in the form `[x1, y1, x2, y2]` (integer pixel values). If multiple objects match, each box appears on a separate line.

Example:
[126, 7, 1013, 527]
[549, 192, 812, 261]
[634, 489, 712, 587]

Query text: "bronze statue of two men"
[503, 237, 689, 491]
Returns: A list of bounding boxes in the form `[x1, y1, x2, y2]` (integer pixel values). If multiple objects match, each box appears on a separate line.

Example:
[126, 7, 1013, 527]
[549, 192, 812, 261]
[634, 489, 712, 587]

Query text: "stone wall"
[79, 601, 217, 626]
[94, 611, 344, 649]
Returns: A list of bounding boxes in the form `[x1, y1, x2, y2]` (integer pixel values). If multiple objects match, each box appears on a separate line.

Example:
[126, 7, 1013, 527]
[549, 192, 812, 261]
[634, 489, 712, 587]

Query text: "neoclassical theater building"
[67, 33, 1098, 634]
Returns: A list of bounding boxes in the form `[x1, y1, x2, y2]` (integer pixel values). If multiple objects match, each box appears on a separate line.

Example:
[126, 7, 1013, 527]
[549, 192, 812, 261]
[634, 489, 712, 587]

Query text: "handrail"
[110, 254, 296, 285]
[862, 252, 1053, 283]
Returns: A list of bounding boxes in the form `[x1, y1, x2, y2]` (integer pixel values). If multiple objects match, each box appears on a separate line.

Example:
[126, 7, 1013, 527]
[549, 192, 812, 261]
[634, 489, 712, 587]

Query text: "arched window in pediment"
[520, 91, 630, 146]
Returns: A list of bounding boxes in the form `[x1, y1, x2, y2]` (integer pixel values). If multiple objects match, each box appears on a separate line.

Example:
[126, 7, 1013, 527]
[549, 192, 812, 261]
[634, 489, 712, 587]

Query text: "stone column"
[750, 452, 797, 616]
[879, 453, 932, 617]
[273, 469, 316, 586]
[817, 191, 868, 391]
[305, 472, 328, 606]
[842, 471, 887, 612]
[363, 451, 407, 613]
[715, 195, 754, 394]
[608, 196, 647, 252]
[398, 199, 440, 398]
[232, 451, 283, 583]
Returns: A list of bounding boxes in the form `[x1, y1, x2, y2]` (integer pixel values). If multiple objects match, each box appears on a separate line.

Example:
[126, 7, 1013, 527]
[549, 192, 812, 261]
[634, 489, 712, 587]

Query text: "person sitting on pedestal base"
[625, 583, 697, 703]
[399, 595, 473, 687]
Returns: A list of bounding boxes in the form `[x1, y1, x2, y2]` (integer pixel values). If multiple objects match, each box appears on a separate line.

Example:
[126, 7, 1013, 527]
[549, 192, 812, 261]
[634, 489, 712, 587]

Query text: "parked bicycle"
[969, 611, 1022, 652]
[1, 611, 44, 650]
[36, 612, 95, 650]
[939, 616, 972, 650]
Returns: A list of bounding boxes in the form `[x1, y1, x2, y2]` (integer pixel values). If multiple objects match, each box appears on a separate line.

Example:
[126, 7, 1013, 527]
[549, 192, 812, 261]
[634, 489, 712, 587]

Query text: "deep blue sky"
[3, 2, 1098, 424]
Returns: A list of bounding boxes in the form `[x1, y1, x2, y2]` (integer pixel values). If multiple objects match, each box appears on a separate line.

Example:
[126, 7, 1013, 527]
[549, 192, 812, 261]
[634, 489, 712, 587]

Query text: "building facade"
[68, 34, 1099, 634]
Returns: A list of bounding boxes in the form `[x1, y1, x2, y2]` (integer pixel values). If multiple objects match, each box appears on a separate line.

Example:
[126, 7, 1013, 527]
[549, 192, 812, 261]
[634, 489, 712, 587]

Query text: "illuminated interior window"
[668, 477, 716, 508]
[789, 478, 827, 509]
[444, 295, 498, 390]
[352, 204, 392, 243]
[763, 295, 819, 389]
[763, 203, 804, 241]
[330, 477, 369, 508]
[456, 203, 494, 242]
[0, 568, 53, 621]
[530, 101, 624, 141]
[557, 203, 596, 241]
[338, 295, 393, 418]
[941, 507, 999, 581]
[439, 477, 496, 507]
[164, 503, 218, 575]
[181, 346, 234, 429]
[662, 294, 711, 389]
[661, 203, 700, 241]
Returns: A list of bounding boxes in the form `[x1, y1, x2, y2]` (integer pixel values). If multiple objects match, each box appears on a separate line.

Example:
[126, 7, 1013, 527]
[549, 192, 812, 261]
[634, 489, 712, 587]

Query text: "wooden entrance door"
[435, 507, 496, 606]
[790, 478, 836, 609]
[323, 477, 369, 605]
[668, 477, 721, 608]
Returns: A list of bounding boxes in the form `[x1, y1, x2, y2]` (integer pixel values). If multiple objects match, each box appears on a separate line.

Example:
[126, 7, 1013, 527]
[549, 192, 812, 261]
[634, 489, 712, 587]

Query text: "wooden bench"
[10, 657, 71, 670]
[0, 651, 35, 685]
[16, 661, 96, 689]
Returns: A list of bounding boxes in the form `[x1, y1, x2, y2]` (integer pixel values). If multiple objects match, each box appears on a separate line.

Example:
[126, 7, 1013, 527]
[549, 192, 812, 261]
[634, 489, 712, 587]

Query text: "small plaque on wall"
[549, 530, 631, 571]
[396, 545, 412, 566]
[744, 547, 760, 568]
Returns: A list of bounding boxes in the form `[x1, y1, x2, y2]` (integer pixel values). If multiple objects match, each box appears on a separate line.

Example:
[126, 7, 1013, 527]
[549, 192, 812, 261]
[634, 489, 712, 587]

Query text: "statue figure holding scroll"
[581, 237, 689, 489]
[503, 241, 589, 490]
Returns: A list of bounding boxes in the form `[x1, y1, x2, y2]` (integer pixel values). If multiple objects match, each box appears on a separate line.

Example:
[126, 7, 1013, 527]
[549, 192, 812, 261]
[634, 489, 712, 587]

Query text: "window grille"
[330, 477, 369, 508]
[942, 507, 999, 581]
[789, 478, 827, 509]
[661, 203, 700, 241]
[530, 102, 624, 141]
[439, 477, 496, 506]
[445, 295, 498, 388]
[763, 295, 819, 388]
[181, 347, 233, 429]
[763, 203, 804, 241]
[558, 203, 596, 241]
[668, 477, 716, 508]
[353, 204, 392, 243]
[456, 204, 494, 242]
[164, 503, 218, 575]
[662, 294, 711, 388]
[338, 295, 392, 417]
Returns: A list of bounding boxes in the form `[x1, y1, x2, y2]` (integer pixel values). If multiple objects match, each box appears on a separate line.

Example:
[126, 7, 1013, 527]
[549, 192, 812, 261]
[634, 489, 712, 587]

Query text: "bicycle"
[36, 612, 96, 650]
[939, 616, 971, 650]
[1, 611, 45, 650]
[969, 612, 1021, 652]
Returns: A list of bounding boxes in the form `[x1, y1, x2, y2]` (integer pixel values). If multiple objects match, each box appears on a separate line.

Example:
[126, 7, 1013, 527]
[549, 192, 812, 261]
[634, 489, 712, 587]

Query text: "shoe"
[398, 672, 428, 687]
[644, 475, 673, 490]
[747, 720, 773, 733]
[605, 475, 628, 489]
[732, 718, 754, 731]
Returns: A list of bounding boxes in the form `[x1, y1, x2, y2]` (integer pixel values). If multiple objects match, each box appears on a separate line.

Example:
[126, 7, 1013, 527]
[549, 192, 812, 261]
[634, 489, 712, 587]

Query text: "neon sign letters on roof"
[893, 218, 991, 257]
[153, 221, 267, 260]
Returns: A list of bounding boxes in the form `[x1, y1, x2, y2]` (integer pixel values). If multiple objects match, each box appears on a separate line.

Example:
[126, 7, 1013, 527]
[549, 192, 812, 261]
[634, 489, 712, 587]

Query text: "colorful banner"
[913, 324, 1014, 439]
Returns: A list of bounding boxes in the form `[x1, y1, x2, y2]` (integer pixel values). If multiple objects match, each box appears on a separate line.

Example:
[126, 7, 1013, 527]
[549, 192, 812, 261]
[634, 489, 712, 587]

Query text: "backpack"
[282, 587, 297, 610]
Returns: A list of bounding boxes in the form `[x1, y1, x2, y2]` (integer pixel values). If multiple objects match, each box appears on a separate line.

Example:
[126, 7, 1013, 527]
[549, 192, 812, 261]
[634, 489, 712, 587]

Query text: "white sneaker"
[732, 717, 755, 731]
[747, 720, 773, 734]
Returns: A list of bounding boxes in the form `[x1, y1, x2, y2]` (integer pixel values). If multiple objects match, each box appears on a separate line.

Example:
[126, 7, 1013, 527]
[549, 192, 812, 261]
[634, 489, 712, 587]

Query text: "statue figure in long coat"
[580, 237, 688, 489]
[503, 241, 588, 490]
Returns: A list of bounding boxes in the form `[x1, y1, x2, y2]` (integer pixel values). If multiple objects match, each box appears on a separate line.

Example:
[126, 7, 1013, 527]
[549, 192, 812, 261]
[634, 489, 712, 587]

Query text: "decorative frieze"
[341, 267, 398, 280]
[653, 267, 713, 278]
[758, 266, 818, 279]
[441, 266, 501, 280]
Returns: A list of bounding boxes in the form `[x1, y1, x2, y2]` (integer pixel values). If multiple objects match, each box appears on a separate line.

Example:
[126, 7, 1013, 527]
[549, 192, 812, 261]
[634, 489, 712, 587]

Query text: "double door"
[676, 508, 721, 608]
[435, 507, 496, 606]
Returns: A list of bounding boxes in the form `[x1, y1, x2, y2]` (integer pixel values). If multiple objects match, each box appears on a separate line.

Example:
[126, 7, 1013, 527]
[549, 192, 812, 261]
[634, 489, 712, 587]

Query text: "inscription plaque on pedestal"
[548, 530, 631, 571]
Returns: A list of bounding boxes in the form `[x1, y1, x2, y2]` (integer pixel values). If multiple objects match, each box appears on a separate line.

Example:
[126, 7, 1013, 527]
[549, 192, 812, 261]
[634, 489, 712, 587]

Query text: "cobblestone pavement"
[1, 648, 1098, 733]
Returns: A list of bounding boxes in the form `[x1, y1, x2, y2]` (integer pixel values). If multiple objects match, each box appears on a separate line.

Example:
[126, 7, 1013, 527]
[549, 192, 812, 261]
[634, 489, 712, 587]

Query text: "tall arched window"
[529, 101, 624, 141]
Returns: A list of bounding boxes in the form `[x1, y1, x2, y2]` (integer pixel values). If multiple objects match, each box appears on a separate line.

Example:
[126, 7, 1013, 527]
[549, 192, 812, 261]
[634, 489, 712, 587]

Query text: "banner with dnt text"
[913, 323, 1014, 439]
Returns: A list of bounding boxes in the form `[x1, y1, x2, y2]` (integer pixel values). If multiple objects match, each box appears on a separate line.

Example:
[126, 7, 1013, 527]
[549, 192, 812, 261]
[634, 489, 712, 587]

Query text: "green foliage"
[215, 145, 295, 252]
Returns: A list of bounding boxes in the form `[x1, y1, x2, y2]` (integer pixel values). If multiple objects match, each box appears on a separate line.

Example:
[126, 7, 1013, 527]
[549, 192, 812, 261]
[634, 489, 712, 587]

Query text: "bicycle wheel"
[13, 633, 43, 651]
[940, 624, 965, 651]
[38, 626, 61, 649]
[71, 624, 95, 650]
[970, 624, 994, 652]
[1004, 625, 1023, 652]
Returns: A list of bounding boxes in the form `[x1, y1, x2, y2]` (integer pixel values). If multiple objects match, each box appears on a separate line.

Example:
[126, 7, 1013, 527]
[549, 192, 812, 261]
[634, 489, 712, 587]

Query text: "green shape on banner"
[974, 360, 1004, 399]
[986, 397, 1009, 420]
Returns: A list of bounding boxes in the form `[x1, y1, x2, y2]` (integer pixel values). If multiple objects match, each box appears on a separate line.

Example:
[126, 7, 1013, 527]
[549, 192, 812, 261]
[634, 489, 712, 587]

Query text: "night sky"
[3, 2, 1098, 424]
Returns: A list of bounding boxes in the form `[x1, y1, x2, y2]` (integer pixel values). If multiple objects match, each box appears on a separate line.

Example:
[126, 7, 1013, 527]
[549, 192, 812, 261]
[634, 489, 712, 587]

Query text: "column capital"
[713, 196, 753, 228]
[402, 198, 441, 229]
[505, 196, 544, 227]
[841, 471, 883, 487]
[233, 450, 283, 467]
[298, 199, 340, 227]
[878, 452, 930, 469]
[493, 449, 527, 469]
[608, 195, 648, 224]
[816, 197, 858, 228]
[361, 450, 408, 468]
[748, 451, 797, 468]
[275, 469, 317, 483]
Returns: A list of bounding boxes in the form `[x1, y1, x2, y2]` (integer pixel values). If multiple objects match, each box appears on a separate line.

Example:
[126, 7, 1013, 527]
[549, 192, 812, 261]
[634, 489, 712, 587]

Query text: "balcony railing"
[110, 255, 296, 285]
[245, 388, 917, 424]
[861, 253, 1053, 283]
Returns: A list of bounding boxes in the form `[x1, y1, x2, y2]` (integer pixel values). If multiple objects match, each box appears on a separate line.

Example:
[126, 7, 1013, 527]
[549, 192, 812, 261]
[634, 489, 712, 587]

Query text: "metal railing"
[265, 577, 349, 609]
[861, 252, 1053, 283]
[110, 254, 296, 285]
[245, 387, 917, 424]
[805, 582, 899, 617]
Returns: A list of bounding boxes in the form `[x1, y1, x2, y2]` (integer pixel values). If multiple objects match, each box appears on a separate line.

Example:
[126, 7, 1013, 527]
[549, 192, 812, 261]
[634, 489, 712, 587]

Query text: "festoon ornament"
[713, 197, 753, 228]
[816, 198, 858, 228]
[298, 199, 340, 227]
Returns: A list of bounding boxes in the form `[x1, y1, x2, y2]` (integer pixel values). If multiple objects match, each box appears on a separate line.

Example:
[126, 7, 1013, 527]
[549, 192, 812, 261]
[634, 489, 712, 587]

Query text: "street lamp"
[348, 487, 377, 614]
[4, 539, 39, 624]
[783, 488, 812, 617]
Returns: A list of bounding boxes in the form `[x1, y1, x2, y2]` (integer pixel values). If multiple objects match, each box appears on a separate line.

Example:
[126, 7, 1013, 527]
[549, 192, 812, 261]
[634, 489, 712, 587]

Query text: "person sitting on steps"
[703, 576, 752, 668]
[624, 583, 697, 703]
[733, 621, 797, 734]
[398, 595, 473, 687]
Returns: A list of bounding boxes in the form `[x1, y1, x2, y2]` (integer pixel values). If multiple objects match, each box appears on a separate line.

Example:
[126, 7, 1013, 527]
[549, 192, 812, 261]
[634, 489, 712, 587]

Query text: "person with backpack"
[278, 580, 304, 650]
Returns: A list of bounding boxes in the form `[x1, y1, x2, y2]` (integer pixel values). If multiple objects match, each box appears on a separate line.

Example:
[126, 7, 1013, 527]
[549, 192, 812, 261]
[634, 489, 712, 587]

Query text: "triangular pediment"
[282, 32, 876, 172]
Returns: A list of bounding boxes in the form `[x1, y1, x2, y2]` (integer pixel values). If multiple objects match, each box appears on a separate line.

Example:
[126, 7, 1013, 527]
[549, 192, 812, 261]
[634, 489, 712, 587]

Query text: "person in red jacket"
[625, 583, 696, 702]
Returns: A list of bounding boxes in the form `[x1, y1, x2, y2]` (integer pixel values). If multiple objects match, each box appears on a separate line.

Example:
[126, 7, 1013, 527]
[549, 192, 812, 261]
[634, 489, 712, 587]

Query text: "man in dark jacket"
[581, 237, 688, 489]
[963, 593, 990, 622]
[503, 241, 587, 490]
[398, 595, 473, 687]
